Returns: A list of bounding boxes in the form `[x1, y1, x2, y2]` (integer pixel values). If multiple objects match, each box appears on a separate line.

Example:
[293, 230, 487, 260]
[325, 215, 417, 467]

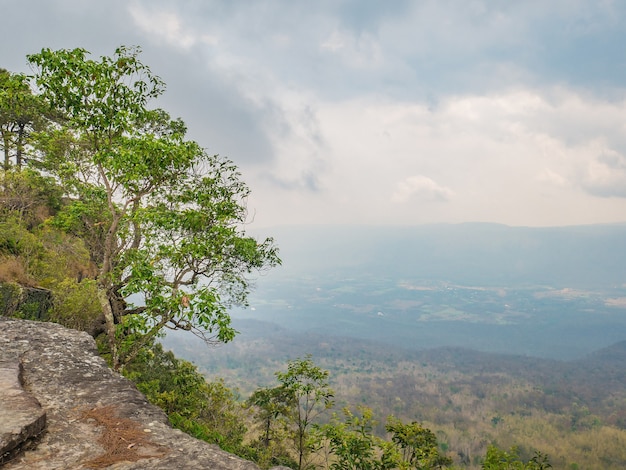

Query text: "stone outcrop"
[0, 318, 267, 469]
[0, 351, 46, 462]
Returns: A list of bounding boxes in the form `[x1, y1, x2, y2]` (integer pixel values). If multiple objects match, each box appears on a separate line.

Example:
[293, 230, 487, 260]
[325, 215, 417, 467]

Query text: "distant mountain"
[165, 318, 626, 427]
[263, 223, 626, 288]
[582, 339, 626, 364]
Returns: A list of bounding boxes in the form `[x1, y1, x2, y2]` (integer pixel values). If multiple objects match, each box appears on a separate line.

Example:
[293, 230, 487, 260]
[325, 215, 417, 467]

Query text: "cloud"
[581, 150, 626, 198]
[536, 169, 568, 187]
[320, 29, 383, 69]
[263, 171, 321, 192]
[4, 0, 626, 228]
[391, 176, 455, 203]
[243, 85, 626, 226]
[128, 4, 218, 49]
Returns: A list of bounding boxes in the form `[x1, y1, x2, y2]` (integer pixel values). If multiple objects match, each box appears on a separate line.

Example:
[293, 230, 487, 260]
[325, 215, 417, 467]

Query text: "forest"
[1, 47, 624, 469]
[166, 320, 626, 469]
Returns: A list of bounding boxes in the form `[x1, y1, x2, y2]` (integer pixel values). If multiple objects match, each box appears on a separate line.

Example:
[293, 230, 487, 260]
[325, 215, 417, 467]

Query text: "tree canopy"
[0, 68, 46, 169]
[25, 46, 280, 369]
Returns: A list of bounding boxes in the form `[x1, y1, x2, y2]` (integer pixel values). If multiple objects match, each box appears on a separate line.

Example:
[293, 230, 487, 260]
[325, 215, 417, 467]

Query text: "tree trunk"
[97, 286, 119, 370]
[16, 123, 25, 167]
[2, 133, 10, 170]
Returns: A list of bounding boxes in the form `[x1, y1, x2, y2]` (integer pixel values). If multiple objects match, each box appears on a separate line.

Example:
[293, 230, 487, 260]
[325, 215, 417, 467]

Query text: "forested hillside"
[166, 321, 626, 469]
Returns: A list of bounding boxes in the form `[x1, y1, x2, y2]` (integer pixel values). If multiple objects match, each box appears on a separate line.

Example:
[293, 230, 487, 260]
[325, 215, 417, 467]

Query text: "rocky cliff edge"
[0, 318, 284, 470]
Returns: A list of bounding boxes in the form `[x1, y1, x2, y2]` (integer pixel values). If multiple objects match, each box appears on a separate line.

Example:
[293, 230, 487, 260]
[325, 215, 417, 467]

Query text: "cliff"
[0, 318, 284, 469]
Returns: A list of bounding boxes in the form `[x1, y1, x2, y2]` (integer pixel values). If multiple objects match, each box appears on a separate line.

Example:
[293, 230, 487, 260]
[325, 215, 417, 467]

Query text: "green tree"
[248, 386, 291, 449]
[482, 445, 551, 470]
[314, 408, 452, 470]
[247, 385, 297, 468]
[386, 417, 452, 469]
[316, 406, 388, 470]
[27, 46, 280, 369]
[276, 355, 335, 469]
[0, 69, 47, 169]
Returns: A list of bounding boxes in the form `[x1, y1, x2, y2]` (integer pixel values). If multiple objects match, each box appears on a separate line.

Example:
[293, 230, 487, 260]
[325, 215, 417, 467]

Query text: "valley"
[163, 224, 626, 468]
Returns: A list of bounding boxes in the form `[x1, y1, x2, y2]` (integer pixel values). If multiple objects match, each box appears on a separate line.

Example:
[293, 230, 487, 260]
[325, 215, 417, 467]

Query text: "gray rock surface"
[0, 318, 264, 469]
[0, 346, 46, 463]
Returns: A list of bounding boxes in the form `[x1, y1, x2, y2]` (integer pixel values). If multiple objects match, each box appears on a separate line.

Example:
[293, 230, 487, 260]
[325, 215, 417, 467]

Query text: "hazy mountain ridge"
[166, 319, 626, 399]
[235, 223, 626, 361]
[264, 223, 626, 288]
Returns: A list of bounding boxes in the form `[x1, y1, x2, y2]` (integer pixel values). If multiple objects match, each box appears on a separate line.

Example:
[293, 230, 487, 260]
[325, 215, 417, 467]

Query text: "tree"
[316, 407, 388, 470]
[0, 69, 46, 169]
[27, 46, 280, 369]
[248, 385, 294, 448]
[482, 445, 551, 470]
[247, 386, 297, 468]
[314, 408, 452, 470]
[276, 355, 335, 469]
[386, 417, 452, 469]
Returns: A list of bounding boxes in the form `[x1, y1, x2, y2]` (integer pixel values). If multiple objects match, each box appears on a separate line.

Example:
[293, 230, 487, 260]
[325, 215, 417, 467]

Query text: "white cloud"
[244, 86, 626, 227]
[320, 29, 383, 69]
[536, 169, 568, 187]
[582, 149, 626, 197]
[128, 4, 217, 49]
[321, 31, 345, 52]
[392, 176, 455, 203]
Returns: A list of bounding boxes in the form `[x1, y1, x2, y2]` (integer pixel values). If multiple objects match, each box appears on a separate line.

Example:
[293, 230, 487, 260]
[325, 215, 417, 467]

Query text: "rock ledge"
[0, 353, 46, 463]
[0, 318, 262, 469]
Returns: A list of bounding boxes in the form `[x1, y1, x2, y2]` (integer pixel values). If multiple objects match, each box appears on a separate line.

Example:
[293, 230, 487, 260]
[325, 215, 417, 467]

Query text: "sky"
[3, 0, 626, 228]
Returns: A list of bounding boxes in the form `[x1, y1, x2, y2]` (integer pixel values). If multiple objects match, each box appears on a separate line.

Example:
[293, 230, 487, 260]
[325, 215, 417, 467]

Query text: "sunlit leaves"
[28, 46, 164, 138]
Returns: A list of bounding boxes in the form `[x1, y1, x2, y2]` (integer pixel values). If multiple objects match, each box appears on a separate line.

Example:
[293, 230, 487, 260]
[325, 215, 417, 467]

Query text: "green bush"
[48, 278, 101, 331]
[123, 341, 250, 456]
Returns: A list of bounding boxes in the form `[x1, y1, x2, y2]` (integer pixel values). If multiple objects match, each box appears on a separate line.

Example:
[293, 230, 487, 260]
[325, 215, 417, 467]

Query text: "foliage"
[0, 167, 62, 226]
[246, 386, 297, 468]
[313, 407, 453, 470]
[0, 213, 100, 328]
[46, 278, 101, 331]
[386, 417, 453, 469]
[482, 445, 551, 470]
[315, 407, 388, 470]
[0, 168, 108, 332]
[0, 69, 47, 169]
[0, 215, 42, 285]
[27, 46, 280, 369]
[123, 340, 248, 454]
[276, 355, 335, 469]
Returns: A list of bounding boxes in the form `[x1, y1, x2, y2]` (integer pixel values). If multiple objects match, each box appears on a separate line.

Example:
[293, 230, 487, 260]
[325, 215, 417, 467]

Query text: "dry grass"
[0, 256, 35, 286]
[80, 405, 168, 468]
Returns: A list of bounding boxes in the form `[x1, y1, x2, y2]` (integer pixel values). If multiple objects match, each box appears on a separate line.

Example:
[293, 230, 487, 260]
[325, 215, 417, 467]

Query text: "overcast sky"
[3, 0, 626, 228]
